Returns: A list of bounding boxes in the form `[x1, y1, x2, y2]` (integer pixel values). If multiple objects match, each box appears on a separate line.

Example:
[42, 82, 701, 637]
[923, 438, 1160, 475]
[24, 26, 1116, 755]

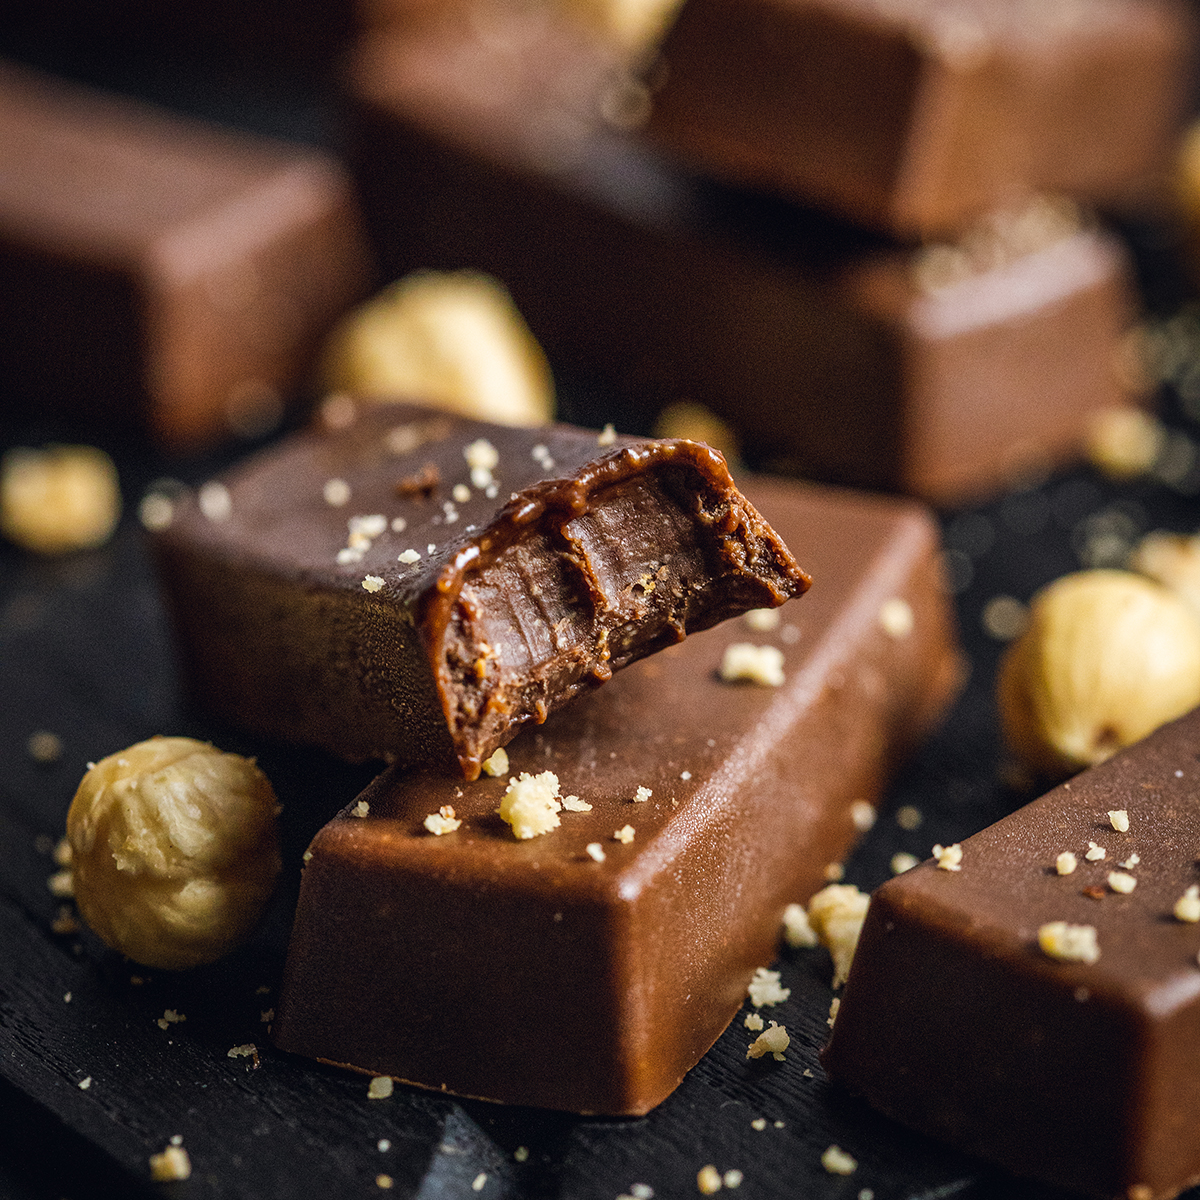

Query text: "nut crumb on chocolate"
[481, 746, 509, 777]
[586, 842, 606, 863]
[933, 843, 963, 871]
[633, 786, 652, 803]
[1108, 871, 1137, 894]
[821, 1145, 857, 1176]
[149, 1145, 191, 1182]
[1056, 851, 1078, 875]
[1086, 840, 1107, 861]
[1176, 885, 1200, 922]
[424, 806, 462, 835]
[367, 1076, 394, 1099]
[352, 800, 370, 818]
[878, 597, 915, 639]
[719, 643, 785, 686]
[614, 825, 635, 844]
[499, 771, 562, 839]
[1038, 921, 1101, 964]
[1109, 809, 1131, 832]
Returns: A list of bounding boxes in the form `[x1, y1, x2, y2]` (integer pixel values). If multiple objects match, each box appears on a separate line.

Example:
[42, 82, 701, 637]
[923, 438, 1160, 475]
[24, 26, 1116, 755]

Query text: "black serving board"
[5, 19, 1200, 1200]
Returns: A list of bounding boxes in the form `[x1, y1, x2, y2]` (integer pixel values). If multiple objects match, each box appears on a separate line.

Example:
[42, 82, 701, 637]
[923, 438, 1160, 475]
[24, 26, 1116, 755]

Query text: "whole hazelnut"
[66, 737, 282, 970]
[997, 570, 1200, 781]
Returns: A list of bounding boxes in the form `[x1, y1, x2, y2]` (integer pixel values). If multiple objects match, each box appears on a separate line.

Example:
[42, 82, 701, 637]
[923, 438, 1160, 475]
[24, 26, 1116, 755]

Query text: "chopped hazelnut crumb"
[586, 843, 606, 862]
[1108, 810, 1131, 833]
[719, 643, 785, 686]
[227, 1044, 259, 1066]
[1108, 871, 1137, 894]
[1039, 921, 1100, 964]
[472, 1172, 487, 1191]
[746, 1020, 789, 1060]
[198, 481, 232, 523]
[633, 785, 652, 803]
[139, 491, 175, 531]
[514, 1147, 528, 1163]
[895, 805, 922, 831]
[362, 575, 384, 592]
[398, 548, 421, 564]
[47, 869, 74, 897]
[821, 1146, 857, 1176]
[1120, 853, 1141, 869]
[499, 771, 562, 839]
[465, 439, 500, 489]
[351, 800, 370, 818]
[149, 1145, 192, 1182]
[1086, 841, 1106, 861]
[481, 747, 509, 777]
[614, 825, 635, 844]
[561, 795, 592, 812]
[52, 907, 79, 935]
[744, 607, 781, 632]
[781, 902, 818, 948]
[850, 801, 876, 832]
[744, 1012, 764, 1031]
[1056, 851, 1078, 875]
[452, 483, 471, 503]
[824, 862, 845, 882]
[368, 1076, 394, 1099]
[808, 884, 870, 988]
[377, 1175, 394, 1189]
[1176, 885, 1200, 923]
[891, 852, 920, 875]
[27, 731, 62, 763]
[751, 1118, 767, 1131]
[878, 597, 914, 639]
[424, 806, 462, 835]
[747, 967, 790, 1008]
[723, 1170, 743, 1189]
[697, 1164, 723, 1194]
[598, 423, 617, 446]
[827, 997, 841, 1026]
[323, 478, 351, 507]
[933, 843, 963, 871]
[156, 1009, 186, 1030]
[1, 444, 122, 553]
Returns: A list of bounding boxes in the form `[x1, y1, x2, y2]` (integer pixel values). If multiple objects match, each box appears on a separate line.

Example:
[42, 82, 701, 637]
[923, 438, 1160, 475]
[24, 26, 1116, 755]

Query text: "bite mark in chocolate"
[153, 404, 809, 778]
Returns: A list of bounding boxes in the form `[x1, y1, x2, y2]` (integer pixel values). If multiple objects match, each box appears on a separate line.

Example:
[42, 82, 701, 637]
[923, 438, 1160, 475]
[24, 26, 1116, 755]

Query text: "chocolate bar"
[271, 477, 963, 1114]
[345, 11, 1147, 503]
[823, 706, 1200, 1200]
[0, 61, 369, 449]
[152, 403, 808, 778]
[644, 0, 1195, 237]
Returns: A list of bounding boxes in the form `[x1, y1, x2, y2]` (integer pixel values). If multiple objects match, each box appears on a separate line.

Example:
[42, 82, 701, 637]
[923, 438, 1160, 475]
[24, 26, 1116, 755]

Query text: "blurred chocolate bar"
[644, 0, 1195, 237]
[345, 10, 1148, 503]
[0, 61, 370, 449]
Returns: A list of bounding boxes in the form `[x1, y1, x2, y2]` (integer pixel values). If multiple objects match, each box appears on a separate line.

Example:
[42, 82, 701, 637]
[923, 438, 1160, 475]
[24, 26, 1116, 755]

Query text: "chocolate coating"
[153, 403, 808, 777]
[823, 707, 1200, 1200]
[271, 478, 963, 1114]
[645, 0, 1195, 236]
[345, 11, 1146, 503]
[0, 61, 369, 448]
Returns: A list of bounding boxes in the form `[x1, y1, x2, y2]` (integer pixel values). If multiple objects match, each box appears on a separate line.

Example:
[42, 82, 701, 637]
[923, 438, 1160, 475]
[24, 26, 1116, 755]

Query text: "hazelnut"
[319, 270, 554, 427]
[66, 737, 282, 970]
[997, 570, 1200, 780]
[1, 444, 121, 554]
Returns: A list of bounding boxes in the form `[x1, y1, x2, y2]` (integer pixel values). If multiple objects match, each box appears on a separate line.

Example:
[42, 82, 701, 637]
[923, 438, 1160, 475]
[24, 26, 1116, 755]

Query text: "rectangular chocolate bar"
[0, 61, 369, 449]
[271, 477, 963, 1114]
[346, 11, 1147, 503]
[823, 707, 1200, 1200]
[152, 402, 808, 777]
[644, 0, 1194, 237]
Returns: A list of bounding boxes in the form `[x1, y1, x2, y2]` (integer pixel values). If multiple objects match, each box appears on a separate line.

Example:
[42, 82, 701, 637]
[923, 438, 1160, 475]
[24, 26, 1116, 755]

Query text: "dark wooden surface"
[4, 19, 1200, 1200]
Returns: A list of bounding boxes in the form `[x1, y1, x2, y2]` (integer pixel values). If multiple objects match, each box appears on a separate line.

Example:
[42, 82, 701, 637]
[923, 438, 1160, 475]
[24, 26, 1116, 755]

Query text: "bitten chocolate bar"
[152, 403, 809, 778]
[345, 10, 1147, 503]
[823, 707, 1200, 1200]
[272, 477, 963, 1114]
[0, 61, 369, 448]
[644, 0, 1194, 236]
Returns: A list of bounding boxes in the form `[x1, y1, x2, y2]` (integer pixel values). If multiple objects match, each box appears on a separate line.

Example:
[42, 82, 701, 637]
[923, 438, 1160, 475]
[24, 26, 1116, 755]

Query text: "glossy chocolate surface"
[153, 403, 808, 777]
[272, 478, 963, 1114]
[824, 707, 1200, 1199]
[0, 61, 369, 448]
[346, 11, 1146, 503]
[645, 0, 1195, 236]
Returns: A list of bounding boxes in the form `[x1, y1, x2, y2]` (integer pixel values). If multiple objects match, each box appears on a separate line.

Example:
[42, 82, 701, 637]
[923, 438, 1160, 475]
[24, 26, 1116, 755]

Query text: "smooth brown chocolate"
[823, 706, 1200, 1200]
[153, 403, 808, 778]
[345, 11, 1148, 503]
[271, 477, 963, 1114]
[0, 61, 369, 449]
[644, 0, 1195, 237]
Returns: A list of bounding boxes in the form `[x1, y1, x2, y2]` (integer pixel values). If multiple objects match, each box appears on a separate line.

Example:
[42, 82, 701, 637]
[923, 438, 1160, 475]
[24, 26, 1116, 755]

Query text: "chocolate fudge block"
[272, 477, 963, 1114]
[346, 12, 1147, 503]
[823, 707, 1200, 1200]
[153, 403, 809, 778]
[645, 0, 1195, 237]
[0, 62, 370, 449]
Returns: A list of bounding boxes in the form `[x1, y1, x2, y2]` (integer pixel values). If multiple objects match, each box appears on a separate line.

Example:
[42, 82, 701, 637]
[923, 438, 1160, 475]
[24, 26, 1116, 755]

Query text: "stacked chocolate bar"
[342, 0, 1194, 503]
